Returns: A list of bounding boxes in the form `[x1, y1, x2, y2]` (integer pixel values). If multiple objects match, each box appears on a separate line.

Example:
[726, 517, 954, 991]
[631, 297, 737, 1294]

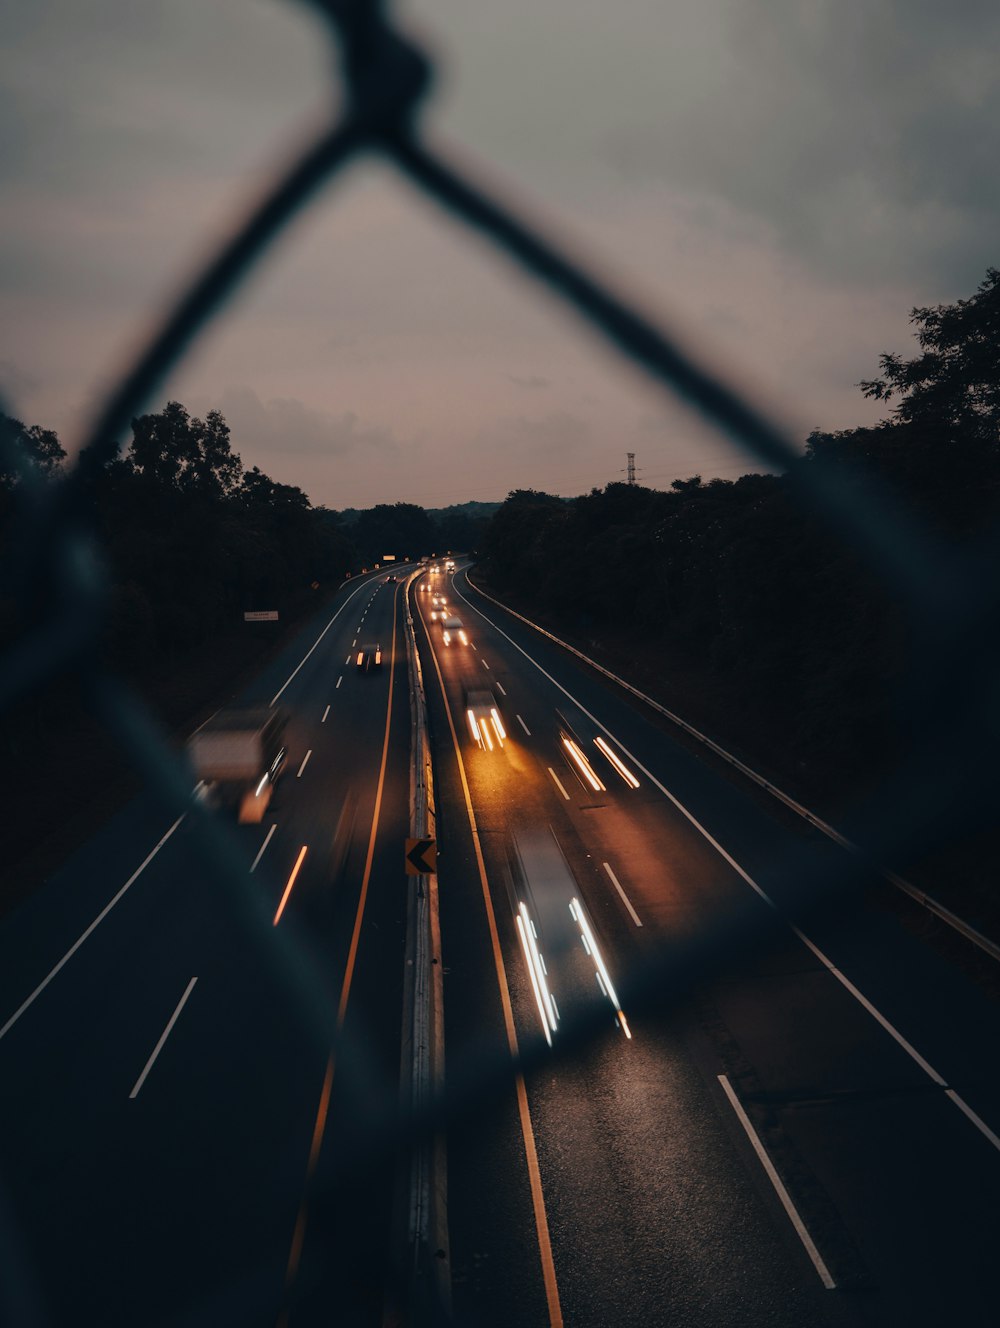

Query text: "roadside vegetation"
[0, 403, 486, 910]
[479, 268, 1000, 805]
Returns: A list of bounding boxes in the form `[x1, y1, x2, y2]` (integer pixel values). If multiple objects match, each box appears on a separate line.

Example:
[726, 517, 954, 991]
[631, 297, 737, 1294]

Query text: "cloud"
[600, 0, 1000, 287]
[482, 411, 591, 459]
[215, 387, 402, 462]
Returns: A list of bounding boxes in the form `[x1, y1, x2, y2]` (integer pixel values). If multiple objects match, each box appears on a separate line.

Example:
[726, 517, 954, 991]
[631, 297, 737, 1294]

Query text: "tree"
[128, 401, 243, 499]
[354, 502, 436, 564]
[859, 267, 1000, 433]
[0, 412, 66, 491]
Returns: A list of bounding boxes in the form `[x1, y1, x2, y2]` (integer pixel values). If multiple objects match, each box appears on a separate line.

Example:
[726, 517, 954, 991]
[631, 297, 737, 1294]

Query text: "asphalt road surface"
[0, 569, 414, 1328]
[415, 562, 1000, 1328]
[1, 561, 998, 1327]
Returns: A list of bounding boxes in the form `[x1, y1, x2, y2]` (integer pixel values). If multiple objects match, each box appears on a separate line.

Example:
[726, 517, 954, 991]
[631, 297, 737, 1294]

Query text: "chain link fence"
[1, 1, 995, 1324]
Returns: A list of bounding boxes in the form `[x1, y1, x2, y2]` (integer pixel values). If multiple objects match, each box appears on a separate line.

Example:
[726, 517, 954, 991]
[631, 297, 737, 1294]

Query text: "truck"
[187, 705, 288, 823]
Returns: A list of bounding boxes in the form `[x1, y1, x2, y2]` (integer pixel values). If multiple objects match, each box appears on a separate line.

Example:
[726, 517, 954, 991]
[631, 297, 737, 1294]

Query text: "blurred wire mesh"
[1, 0, 995, 1324]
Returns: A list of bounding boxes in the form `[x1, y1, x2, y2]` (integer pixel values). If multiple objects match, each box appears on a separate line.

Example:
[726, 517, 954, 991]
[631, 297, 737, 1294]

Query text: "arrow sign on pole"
[405, 838, 437, 875]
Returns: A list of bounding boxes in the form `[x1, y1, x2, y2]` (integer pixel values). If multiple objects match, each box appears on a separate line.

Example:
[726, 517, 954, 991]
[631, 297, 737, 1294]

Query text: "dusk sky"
[2, 0, 997, 509]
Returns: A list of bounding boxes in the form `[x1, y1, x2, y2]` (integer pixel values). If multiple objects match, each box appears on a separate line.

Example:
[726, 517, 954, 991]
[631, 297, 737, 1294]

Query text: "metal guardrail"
[400, 570, 450, 1316]
[2, 1, 997, 1324]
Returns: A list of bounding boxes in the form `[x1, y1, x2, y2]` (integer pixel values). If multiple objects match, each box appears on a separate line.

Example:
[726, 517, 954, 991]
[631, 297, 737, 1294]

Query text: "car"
[445, 559, 456, 572]
[356, 643, 383, 672]
[384, 574, 397, 583]
[465, 689, 505, 750]
[430, 593, 448, 620]
[441, 615, 468, 646]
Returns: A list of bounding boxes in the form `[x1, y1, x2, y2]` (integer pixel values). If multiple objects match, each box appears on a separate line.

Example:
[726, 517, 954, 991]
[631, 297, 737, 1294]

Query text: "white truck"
[187, 705, 288, 823]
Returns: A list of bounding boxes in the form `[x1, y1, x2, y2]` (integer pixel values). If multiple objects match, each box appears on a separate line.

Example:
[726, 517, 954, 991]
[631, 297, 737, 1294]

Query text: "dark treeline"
[480, 267, 1000, 796]
[335, 500, 498, 566]
[0, 401, 496, 679]
[1, 400, 354, 672]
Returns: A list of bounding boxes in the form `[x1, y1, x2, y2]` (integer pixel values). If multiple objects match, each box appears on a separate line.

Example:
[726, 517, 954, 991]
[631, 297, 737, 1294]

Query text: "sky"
[1, 0, 997, 509]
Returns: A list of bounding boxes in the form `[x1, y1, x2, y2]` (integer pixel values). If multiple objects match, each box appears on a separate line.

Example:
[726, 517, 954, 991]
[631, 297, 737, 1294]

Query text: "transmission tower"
[625, 452, 636, 485]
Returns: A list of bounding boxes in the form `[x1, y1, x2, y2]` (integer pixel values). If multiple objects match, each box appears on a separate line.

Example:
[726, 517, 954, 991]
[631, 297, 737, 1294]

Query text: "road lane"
[415, 571, 830, 1326]
[416, 563, 1000, 1325]
[0, 569, 414, 1327]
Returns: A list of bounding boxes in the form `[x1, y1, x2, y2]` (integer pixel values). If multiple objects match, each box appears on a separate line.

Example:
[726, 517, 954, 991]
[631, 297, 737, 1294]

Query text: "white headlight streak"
[571, 898, 632, 1039]
[562, 737, 606, 792]
[516, 902, 558, 1045]
[594, 735, 640, 788]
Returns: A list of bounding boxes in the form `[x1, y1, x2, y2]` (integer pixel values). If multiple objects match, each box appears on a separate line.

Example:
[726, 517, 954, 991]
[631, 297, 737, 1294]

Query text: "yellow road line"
[278, 584, 401, 1324]
[337, 588, 399, 1027]
[417, 592, 564, 1327]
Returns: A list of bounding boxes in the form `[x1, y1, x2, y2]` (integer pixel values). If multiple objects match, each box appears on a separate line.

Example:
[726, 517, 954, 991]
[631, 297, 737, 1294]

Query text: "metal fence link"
[2, 1, 996, 1324]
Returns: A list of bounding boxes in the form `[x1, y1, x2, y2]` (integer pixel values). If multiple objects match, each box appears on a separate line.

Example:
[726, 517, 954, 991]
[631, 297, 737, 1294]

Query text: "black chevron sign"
[405, 837, 437, 876]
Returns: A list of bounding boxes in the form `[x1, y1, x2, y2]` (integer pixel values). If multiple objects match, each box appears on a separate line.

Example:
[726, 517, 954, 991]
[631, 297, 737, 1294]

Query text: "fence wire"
[1, 1, 996, 1325]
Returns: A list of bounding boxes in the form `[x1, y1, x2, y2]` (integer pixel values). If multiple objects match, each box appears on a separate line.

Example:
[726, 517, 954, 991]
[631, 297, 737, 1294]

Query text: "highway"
[0, 569, 414, 1327]
[0, 560, 997, 1326]
[414, 562, 1000, 1328]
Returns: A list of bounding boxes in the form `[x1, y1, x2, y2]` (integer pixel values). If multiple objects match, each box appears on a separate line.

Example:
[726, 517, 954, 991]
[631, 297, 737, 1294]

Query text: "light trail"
[515, 913, 555, 1046]
[562, 737, 606, 792]
[570, 898, 631, 1039]
[594, 735, 640, 788]
[273, 846, 308, 925]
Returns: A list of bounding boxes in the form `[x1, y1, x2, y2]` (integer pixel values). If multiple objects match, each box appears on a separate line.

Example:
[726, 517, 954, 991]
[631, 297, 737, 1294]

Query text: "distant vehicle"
[430, 564, 440, 574]
[356, 643, 383, 673]
[187, 705, 288, 824]
[441, 615, 468, 646]
[430, 594, 448, 620]
[465, 688, 506, 750]
[510, 827, 631, 1044]
[384, 574, 397, 583]
[445, 558, 456, 572]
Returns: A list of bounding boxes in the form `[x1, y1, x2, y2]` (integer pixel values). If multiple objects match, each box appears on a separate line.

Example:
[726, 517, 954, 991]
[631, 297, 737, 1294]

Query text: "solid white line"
[603, 862, 642, 927]
[453, 576, 1000, 1151]
[517, 714, 532, 736]
[945, 1090, 1000, 1151]
[718, 1075, 835, 1288]
[270, 581, 367, 706]
[250, 824, 277, 873]
[336, 676, 343, 689]
[0, 817, 185, 1043]
[130, 978, 198, 1100]
[495, 682, 507, 697]
[322, 703, 331, 722]
[297, 750, 312, 778]
[547, 767, 570, 800]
